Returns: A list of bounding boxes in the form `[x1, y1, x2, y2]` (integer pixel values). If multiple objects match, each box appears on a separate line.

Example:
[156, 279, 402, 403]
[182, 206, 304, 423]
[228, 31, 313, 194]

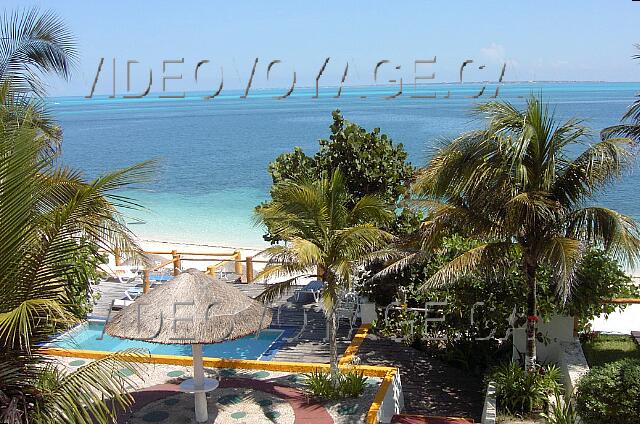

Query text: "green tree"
[366, 239, 638, 373]
[406, 95, 640, 370]
[259, 110, 416, 242]
[316, 111, 414, 204]
[255, 170, 394, 381]
[0, 89, 153, 423]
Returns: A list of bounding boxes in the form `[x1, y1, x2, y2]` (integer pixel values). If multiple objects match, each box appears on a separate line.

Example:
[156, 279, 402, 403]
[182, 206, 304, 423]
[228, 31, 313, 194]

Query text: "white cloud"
[480, 43, 518, 68]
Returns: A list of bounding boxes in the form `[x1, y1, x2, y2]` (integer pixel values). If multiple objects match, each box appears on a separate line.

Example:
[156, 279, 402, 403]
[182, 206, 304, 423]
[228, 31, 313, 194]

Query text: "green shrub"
[541, 390, 578, 424]
[576, 358, 640, 423]
[61, 239, 108, 319]
[491, 362, 561, 414]
[303, 369, 367, 400]
[338, 370, 367, 397]
[304, 369, 339, 400]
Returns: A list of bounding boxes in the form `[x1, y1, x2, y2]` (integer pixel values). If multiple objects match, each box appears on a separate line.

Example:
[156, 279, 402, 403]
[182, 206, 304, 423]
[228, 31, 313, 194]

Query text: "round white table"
[179, 377, 219, 394]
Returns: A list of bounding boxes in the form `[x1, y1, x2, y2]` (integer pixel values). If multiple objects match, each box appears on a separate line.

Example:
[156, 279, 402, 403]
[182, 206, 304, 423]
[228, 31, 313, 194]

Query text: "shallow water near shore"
[51, 82, 640, 247]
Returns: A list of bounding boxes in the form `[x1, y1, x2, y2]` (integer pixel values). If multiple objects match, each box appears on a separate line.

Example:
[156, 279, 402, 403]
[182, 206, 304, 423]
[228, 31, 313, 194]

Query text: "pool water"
[51, 322, 285, 360]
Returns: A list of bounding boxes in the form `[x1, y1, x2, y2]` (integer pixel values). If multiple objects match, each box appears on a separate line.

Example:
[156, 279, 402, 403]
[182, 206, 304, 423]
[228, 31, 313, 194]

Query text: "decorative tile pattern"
[257, 399, 273, 407]
[217, 394, 243, 406]
[251, 371, 270, 379]
[218, 368, 236, 377]
[162, 397, 180, 406]
[230, 411, 247, 419]
[337, 404, 359, 416]
[118, 368, 135, 377]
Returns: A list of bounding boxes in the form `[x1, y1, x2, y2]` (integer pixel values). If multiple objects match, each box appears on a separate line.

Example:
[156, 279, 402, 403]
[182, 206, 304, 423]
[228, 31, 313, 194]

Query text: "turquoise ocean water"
[50, 83, 640, 248]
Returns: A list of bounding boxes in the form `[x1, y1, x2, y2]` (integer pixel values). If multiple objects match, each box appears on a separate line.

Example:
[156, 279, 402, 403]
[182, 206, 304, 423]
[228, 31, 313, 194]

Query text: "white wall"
[512, 315, 575, 363]
[378, 371, 405, 423]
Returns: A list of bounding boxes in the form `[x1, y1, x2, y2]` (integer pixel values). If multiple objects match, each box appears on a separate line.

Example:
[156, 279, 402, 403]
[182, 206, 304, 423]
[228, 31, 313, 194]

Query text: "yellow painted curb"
[40, 347, 395, 377]
[366, 369, 397, 424]
[339, 323, 370, 365]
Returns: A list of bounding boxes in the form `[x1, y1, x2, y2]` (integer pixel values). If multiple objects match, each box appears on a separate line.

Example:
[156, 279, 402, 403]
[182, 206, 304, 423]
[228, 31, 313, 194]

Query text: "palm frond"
[369, 249, 429, 280]
[334, 225, 394, 260]
[566, 207, 640, 267]
[541, 237, 583, 301]
[349, 194, 394, 226]
[34, 349, 148, 424]
[0, 299, 73, 352]
[421, 241, 513, 289]
[0, 7, 78, 96]
[601, 123, 640, 142]
[554, 137, 636, 207]
[255, 276, 303, 304]
[504, 191, 559, 230]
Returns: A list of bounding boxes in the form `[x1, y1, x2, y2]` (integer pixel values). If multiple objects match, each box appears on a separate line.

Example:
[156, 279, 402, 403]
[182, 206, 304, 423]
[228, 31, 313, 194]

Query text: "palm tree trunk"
[327, 306, 339, 384]
[523, 254, 537, 372]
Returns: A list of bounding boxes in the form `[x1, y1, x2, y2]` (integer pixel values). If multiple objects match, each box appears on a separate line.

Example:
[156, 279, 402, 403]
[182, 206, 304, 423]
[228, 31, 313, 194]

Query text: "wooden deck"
[90, 277, 350, 363]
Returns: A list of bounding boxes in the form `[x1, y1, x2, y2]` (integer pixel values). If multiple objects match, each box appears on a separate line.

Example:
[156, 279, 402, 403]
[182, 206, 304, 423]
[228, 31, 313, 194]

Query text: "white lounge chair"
[124, 286, 144, 301]
[112, 298, 134, 309]
[99, 265, 142, 284]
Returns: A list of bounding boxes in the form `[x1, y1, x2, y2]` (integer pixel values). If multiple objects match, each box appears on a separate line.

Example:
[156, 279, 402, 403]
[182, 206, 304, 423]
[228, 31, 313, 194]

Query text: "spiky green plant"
[0, 85, 154, 423]
[405, 95, 640, 370]
[254, 170, 393, 380]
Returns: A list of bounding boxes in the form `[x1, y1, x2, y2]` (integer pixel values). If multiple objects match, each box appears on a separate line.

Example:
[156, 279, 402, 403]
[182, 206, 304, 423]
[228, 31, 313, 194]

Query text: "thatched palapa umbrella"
[105, 269, 271, 423]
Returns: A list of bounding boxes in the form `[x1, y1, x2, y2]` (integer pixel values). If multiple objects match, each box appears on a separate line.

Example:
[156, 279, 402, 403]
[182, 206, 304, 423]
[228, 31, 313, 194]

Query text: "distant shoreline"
[47, 80, 640, 100]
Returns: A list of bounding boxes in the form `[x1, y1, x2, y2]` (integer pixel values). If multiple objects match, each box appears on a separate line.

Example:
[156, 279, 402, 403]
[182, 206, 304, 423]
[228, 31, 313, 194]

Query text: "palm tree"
[408, 95, 640, 370]
[255, 170, 394, 380]
[0, 7, 78, 96]
[0, 87, 153, 422]
[0, 7, 78, 144]
[602, 44, 640, 142]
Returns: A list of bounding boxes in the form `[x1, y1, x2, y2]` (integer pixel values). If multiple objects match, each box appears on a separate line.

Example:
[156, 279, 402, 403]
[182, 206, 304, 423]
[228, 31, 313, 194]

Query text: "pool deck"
[91, 278, 351, 363]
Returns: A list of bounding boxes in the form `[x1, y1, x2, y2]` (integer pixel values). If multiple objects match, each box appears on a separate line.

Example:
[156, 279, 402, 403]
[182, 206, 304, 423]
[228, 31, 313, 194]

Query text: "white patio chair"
[335, 291, 360, 337]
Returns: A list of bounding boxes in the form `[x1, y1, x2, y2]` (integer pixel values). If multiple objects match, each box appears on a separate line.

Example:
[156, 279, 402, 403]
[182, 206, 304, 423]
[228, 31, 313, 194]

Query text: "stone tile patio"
[55, 356, 381, 424]
[357, 334, 484, 422]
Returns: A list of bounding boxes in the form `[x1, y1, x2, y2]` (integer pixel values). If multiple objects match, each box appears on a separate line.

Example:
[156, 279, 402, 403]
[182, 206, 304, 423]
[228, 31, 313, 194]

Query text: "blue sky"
[5, 0, 640, 96]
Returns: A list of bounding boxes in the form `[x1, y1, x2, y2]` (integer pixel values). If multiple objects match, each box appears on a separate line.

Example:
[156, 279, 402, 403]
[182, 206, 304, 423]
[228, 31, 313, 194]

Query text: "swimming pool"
[51, 321, 285, 360]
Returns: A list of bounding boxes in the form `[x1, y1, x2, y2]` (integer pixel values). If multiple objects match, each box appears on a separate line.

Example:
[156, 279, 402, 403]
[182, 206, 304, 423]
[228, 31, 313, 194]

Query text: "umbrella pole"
[192, 343, 208, 423]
